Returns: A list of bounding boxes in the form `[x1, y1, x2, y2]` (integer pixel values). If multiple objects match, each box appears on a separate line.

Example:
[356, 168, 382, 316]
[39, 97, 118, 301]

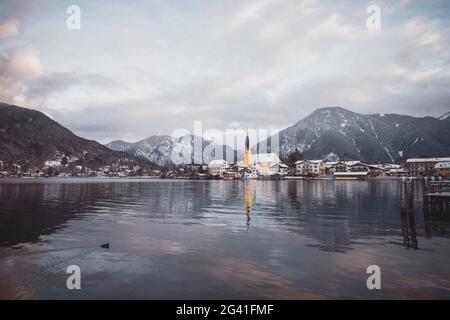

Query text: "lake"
[0, 178, 449, 299]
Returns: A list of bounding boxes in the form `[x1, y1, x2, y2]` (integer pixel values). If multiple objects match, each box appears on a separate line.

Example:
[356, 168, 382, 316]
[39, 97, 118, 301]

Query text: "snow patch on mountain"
[384, 147, 394, 163]
[257, 106, 450, 163]
[107, 135, 235, 166]
[438, 111, 450, 120]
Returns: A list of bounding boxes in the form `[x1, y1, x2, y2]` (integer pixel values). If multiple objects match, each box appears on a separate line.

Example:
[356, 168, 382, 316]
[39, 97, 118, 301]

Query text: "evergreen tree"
[286, 148, 303, 168]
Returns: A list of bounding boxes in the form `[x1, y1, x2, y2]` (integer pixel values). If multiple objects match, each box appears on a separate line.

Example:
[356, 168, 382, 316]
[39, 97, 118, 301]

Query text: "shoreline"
[0, 175, 421, 184]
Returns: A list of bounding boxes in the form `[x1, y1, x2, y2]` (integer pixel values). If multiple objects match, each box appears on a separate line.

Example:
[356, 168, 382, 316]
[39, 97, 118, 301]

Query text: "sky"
[1, 0, 450, 144]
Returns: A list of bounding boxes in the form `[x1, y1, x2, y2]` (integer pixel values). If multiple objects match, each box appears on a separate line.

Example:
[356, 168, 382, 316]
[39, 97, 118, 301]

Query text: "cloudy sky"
[1, 0, 450, 143]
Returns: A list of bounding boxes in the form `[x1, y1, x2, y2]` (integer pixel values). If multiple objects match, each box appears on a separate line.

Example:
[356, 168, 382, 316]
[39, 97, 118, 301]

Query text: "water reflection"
[1, 179, 450, 251]
[1, 179, 450, 252]
[0, 183, 99, 246]
[244, 181, 254, 229]
[0, 178, 449, 299]
[423, 200, 450, 239]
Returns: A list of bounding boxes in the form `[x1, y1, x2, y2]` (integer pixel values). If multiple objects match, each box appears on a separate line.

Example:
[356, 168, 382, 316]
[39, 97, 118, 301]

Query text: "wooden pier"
[399, 179, 450, 249]
[423, 180, 450, 212]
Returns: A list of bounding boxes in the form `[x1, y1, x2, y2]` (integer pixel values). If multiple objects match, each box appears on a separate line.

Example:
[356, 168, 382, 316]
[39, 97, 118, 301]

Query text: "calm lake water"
[0, 178, 449, 299]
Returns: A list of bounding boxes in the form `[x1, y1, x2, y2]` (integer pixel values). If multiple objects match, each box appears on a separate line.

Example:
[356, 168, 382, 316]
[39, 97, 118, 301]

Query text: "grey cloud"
[25, 72, 120, 101]
[2, 0, 450, 143]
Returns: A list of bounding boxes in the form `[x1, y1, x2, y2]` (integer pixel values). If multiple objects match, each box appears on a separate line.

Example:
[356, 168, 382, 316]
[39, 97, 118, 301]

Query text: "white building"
[253, 153, 283, 174]
[343, 161, 361, 167]
[253, 153, 281, 167]
[44, 160, 62, 167]
[434, 162, 450, 176]
[295, 160, 308, 175]
[207, 159, 229, 175]
[295, 160, 325, 176]
[278, 163, 288, 175]
[309, 160, 325, 175]
[325, 161, 347, 173]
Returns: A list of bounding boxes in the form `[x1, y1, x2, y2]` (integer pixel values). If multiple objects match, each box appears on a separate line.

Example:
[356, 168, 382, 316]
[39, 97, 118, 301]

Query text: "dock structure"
[423, 180, 450, 212]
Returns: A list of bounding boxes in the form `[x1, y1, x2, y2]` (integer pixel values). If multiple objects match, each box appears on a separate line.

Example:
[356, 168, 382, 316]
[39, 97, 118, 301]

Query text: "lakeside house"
[434, 162, 450, 177]
[254, 153, 284, 175]
[405, 157, 450, 176]
[325, 161, 347, 173]
[295, 160, 326, 176]
[296, 160, 388, 179]
[346, 162, 384, 175]
[207, 159, 229, 176]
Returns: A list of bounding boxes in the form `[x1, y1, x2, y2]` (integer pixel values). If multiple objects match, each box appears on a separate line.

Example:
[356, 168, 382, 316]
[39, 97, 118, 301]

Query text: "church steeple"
[245, 129, 250, 150]
[244, 129, 253, 167]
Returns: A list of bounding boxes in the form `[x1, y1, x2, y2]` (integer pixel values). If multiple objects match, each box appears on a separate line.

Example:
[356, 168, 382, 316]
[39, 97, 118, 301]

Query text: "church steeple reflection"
[244, 181, 254, 229]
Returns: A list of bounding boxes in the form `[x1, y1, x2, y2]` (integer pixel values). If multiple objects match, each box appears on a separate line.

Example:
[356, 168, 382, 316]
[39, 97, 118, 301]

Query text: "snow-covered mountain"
[107, 106, 450, 165]
[256, 107, 450, 163]
[107, 135, 236, 166]
[439, 111, 450, 120]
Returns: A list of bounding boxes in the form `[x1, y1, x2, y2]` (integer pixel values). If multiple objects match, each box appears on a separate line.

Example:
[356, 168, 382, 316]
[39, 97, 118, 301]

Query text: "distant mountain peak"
[308, 106, 354, 117]
[106, 134, 236, 166]
[258, 106, 450, 163]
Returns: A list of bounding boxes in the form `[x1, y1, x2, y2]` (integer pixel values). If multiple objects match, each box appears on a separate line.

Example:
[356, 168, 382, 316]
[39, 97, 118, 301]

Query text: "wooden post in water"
[424, 179, 450, 213]
[400, 177, 418, 249]
[408, 181, 418, 249]
[423, 183, 432, 239]
[400, 178, 409, 247]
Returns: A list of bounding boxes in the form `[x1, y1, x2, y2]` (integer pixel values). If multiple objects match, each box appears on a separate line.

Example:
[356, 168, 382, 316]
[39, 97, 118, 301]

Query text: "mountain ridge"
[2, 102, 448, 167]
[106, 134, 237, 166]
[0, 102, 157, 169]
[256, 106, 450, 163]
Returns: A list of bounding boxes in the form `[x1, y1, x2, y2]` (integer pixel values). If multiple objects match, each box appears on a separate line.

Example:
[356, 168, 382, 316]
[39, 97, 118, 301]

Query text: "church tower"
[244, 130, 253, 167]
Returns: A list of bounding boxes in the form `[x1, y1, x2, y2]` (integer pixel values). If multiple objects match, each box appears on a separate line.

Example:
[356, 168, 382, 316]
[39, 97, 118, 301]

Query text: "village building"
[309, 160, 325, 175]
[346, 162, 384, 176]
[207, 159, 229, 176]
[254, 153, 280, 168]
[295, 160, 325, 176]
[253, 153, 282, 174]
[325, 161, 347, 174]
[386, 168, 410, 176]
[406, 157, 450, 176]
[347, 162, 369, 172]
[434, 162, 450, 177]
[343, 161, 361, 167]
[295, 160, 308, 175]
[239, 131, 287, 178]
[0, 161, 5, 177]
[278, 163, 288, 175]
